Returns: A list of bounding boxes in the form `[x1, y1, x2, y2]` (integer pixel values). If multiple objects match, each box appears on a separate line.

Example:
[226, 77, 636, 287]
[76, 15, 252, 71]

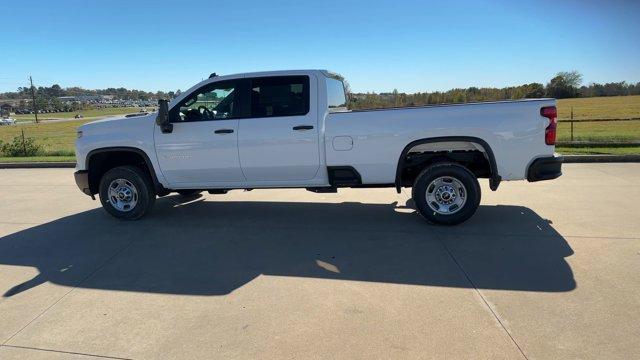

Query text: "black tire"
[176, 190, 201, 196]
[99, 165, 155, 220]
[411, 162, 481, 225]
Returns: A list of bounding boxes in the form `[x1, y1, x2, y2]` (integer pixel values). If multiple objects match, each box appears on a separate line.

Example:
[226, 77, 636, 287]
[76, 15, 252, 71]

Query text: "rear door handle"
[214, 129, 234, 134]
[293, 125, 314, 131]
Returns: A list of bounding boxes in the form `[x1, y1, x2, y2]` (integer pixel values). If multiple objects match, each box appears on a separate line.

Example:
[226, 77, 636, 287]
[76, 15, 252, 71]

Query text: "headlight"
[77, 130, 83, 138]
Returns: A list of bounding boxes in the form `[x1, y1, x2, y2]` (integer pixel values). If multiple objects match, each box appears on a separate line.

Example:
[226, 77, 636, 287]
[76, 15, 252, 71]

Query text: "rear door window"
[249, 76, 309, 118]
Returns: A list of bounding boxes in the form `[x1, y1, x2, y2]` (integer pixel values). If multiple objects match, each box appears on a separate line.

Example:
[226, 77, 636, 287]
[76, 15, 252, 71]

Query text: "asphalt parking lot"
[0, 164, 639, 359]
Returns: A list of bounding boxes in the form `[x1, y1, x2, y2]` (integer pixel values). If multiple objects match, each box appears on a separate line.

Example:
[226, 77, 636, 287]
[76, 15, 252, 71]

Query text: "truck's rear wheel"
[412, 162, 481, 225]
[99, 166, 155, 220]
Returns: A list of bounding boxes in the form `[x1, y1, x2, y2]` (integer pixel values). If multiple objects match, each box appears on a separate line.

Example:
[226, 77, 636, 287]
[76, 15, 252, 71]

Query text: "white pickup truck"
[75, 70, 562, 225]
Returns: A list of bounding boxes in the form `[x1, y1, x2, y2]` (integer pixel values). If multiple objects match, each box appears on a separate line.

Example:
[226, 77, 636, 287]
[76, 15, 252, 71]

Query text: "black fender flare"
[394, 136, 501, 193]
[86, 146, 167, 193]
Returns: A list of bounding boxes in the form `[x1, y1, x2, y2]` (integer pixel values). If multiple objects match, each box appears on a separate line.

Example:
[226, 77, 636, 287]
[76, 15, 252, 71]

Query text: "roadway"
[0, 164, 638, 359]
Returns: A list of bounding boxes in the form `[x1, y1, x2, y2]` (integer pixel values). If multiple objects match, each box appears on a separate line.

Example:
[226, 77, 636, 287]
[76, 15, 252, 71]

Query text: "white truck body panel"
[325, 99, 555, 183]
[154, 118, 243, 184]
[76, 70, 557, 191]
[75, 115, 165, 183]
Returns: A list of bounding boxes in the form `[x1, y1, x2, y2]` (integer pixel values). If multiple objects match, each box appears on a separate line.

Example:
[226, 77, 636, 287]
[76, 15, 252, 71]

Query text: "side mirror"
[156, 99, 173, 133]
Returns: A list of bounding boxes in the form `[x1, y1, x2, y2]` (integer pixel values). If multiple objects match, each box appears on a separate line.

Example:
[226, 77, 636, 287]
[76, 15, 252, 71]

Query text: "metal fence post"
[570, 107, 574, 142]
[571, 121, 574, 142]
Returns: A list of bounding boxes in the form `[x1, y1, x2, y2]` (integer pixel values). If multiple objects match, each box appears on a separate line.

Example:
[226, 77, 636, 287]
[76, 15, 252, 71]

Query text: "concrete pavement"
[0, 164, 639, 359]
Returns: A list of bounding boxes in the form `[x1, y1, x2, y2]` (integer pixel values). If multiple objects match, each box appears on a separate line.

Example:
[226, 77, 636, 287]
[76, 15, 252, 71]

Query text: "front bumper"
[527, 154, 563, 182]
[74, 170, 92, 196]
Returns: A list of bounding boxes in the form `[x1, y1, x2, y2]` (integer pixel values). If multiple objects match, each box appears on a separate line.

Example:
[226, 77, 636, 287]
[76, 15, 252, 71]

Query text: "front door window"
[174, 83, 238, 122]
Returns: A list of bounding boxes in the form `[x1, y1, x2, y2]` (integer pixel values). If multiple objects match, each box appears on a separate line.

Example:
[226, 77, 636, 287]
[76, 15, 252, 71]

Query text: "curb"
[562, 154, 640, 163]
[0, 162, 76, 169]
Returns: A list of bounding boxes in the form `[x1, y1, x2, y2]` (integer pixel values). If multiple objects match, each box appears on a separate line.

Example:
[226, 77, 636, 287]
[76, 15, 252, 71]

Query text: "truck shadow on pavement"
[1, 195, 576, 297]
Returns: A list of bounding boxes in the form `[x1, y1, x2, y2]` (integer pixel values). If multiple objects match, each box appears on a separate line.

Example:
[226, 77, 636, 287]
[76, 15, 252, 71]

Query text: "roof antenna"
[209, 72, 217, 79]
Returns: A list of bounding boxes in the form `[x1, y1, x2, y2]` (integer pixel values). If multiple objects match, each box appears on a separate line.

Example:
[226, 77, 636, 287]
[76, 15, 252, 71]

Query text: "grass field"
[556, 120, 640, 142]
[555, 146, 640, 155]
[1, 95, 640, 161]
[556, 95, 640, 119]
[556, 95, 640, 142]
[0, 156, 76, 163]
[0, 119, 88, 155]
[13, 107, 151, 122]
[1, 107, 151, 156]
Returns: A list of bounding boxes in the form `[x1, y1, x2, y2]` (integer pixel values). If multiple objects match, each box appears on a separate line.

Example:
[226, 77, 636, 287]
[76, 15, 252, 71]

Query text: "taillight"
[541, 106, 557, 145]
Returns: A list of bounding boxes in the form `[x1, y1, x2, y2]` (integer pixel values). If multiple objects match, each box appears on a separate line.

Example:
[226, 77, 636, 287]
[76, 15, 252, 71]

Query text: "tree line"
[0, 85, 181, 113]
[0, 85, 178, 101]
[1, 71, 639, 112]
[347, 71, 640, 109]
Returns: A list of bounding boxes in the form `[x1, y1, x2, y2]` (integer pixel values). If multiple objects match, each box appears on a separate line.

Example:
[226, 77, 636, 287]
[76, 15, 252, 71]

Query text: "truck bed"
[325, 98, 556, 184]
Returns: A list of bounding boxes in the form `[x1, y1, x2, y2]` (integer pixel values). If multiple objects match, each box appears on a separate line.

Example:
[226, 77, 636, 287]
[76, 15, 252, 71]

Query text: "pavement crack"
[434, 234, 529, 360]
[1, 238, 137, 346]
[1, 344, 133, 359]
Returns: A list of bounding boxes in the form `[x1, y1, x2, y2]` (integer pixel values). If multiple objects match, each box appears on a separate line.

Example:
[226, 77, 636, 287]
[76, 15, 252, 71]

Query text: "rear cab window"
[326, 77, 348, 112]
[249, 76, 309, 118]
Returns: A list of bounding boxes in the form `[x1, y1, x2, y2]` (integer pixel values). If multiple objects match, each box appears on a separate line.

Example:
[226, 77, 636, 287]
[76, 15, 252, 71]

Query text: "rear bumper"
[527, 154, 563, 182]
[74, 170, 91, 195]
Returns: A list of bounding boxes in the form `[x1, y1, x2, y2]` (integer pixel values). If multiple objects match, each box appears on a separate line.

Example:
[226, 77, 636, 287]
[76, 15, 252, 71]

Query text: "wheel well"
[86, 150, 155, 195]
[396, 139, 498, 190]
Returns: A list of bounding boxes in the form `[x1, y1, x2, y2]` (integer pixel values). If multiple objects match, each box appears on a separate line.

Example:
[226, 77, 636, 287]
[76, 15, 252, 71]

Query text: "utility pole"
[29, 76, 39, 123]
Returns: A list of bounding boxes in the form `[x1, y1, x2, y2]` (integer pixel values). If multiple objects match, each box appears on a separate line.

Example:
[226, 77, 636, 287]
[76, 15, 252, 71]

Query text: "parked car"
[74, 70, 562, 224]
[0, 117, 16, 125]
[75, 114, 84, 119]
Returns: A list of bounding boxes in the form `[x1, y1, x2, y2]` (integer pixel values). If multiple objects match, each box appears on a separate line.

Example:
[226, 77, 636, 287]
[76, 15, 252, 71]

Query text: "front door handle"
[293, 125, 314, 131]
[214, 129, 234, 134]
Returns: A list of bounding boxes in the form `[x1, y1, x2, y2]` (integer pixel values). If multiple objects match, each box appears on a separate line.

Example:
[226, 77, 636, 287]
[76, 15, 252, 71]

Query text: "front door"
[238, 75, 320, 182]
[154, 80, 246, 186]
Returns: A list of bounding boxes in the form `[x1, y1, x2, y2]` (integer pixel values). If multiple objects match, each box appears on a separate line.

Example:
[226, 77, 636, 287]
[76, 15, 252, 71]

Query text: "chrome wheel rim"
[107, 179, 138, 212]
[425, 176, 467, 215]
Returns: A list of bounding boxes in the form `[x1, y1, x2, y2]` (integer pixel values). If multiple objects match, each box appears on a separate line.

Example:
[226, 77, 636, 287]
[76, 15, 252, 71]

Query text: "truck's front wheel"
[412, 162, 481, 225]
[99, 166, 155, 220]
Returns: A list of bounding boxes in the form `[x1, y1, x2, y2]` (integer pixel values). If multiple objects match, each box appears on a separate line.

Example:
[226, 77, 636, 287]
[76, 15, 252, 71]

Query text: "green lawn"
[4, 107, 149, 157]
[556, 95, 640, 120]
[1, 107, 149, 158]
[0, 119, 88, 155]
[556, 120, 640, 142]
[555, 95, 640, 142]
[0, 156, 76, 163]
[556, 146, 640, 155]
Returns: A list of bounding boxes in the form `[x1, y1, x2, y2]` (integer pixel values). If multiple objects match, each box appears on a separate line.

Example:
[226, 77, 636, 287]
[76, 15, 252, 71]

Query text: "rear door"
[238, 75, 320, 181]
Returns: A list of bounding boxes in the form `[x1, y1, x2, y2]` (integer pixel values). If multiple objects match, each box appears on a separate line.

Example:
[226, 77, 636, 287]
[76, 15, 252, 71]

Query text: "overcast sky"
[1, 0, 638, 93]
